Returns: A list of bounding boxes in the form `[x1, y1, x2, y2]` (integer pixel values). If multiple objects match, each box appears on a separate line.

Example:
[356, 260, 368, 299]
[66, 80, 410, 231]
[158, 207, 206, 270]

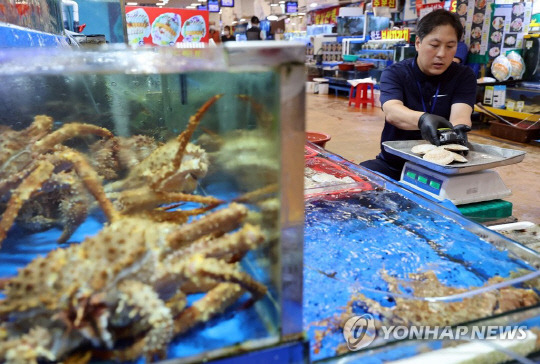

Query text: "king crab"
[0, 116, 114, 246]
[0, 95, 222, 244]
[0, 201, 267, 363]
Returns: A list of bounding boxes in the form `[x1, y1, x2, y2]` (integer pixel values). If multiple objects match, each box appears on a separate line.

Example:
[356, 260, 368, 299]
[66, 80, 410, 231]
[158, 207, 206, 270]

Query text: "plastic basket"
[306, 131, 331, 148]
[457, 199, 513, 223]
[490, 120, 540, 143]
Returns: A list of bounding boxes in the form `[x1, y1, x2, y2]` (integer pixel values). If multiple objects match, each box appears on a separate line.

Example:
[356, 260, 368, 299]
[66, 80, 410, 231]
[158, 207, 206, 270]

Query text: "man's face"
[415, 24, 458, 76]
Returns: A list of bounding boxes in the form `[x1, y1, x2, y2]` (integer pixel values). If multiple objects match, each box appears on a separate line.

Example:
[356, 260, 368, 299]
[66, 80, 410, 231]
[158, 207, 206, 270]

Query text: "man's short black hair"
[251, 16, 260, 24]
[416, 9, 463, 41]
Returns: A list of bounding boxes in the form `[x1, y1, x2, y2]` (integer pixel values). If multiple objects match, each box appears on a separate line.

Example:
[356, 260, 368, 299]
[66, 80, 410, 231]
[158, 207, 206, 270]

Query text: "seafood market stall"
[1, 39, 540, 364]
[0, 44, 306, 363]
[303, 142, 540, 363]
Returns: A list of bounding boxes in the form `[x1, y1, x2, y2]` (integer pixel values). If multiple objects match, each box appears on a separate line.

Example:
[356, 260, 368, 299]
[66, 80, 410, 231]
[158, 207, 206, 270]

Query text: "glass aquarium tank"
[303, 143, 540, 362]
[0, 43, 305, 363]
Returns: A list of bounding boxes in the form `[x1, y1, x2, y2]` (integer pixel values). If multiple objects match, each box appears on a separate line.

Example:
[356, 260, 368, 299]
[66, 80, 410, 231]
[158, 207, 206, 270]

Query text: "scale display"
[400, 162, 511, 205]
[402, 165, 443, 196]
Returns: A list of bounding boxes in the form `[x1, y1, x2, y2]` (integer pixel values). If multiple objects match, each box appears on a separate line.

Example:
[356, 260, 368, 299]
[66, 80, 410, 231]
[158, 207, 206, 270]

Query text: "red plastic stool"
[348, 82, 375, 108]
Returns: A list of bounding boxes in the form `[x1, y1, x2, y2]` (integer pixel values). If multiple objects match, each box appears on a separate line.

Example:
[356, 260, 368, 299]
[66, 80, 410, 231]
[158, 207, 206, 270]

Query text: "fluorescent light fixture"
[298, 12, 305, 15]
[198, 0, 205, 1]
[232, 20, 238, 24]
[279, 0, 285, 3]
[267, 14, 278, 21]
[126, 2, 137, 5]
[190, 2, 199, 6]
[240, 18, 246, 21]
[271, 3, 278, 6]
[310, 3, 318, 7]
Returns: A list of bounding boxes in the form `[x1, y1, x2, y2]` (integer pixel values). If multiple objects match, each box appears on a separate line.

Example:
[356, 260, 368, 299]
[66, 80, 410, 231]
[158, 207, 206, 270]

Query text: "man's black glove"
[453, 124, 471, 146]
[417, 113, 454, 146]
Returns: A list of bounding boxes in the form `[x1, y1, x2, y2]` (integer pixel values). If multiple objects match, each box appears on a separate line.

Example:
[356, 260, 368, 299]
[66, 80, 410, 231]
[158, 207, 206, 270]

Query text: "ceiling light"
[198, 0, 205, 1]
[126, 2, 137, 5]
[310, 3, 318, 7]
[298, 12, 305, 15]
[271, 3, 278, 6]
[190, 2, 199, 6]
[240, 18, 246, 21]
[279, 0, 285, 3]
[267, 14, 278, 21]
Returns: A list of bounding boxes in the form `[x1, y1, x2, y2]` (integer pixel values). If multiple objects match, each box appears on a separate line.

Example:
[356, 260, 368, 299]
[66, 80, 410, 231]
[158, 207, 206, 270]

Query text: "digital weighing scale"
[383, 141, 526, 205]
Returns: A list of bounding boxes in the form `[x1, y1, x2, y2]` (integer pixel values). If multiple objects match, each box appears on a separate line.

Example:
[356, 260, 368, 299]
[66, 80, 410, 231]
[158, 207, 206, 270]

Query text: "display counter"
[303, 142, 540, 363]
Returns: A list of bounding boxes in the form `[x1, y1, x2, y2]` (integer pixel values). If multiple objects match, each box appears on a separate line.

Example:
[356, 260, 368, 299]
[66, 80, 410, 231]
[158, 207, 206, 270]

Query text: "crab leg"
[52, 150, 120, 223]
[113, 188, 223, 213]
[165, 223, 265, 266]
[22, 115, 54, 142]
[173, 282, 245, 335]
[34, 123, 114, 153]
[237, 94, 275, 130]
[108, 280, 174, 362]
[151, 94, 223, 191]
[0, 158, 38, 196]
[233, 183, 278, 203]
[176, 256, 267, 301]
[174, 94, 224, 169]
[0, 162, 55, 245]
[166, 202, 248, 249]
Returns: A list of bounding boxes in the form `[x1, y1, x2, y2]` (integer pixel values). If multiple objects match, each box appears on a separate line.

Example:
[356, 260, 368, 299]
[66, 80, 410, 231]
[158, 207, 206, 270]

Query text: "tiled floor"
[305, 92, 540, 225]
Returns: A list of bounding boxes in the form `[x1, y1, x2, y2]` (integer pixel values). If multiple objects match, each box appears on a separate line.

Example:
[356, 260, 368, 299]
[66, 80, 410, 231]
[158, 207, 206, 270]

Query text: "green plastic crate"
[342, 54, 358, 62]
[458, 199, 513, 223]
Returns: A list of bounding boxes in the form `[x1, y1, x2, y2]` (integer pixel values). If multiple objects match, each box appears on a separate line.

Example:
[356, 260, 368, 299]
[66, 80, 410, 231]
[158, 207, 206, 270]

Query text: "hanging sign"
[416, 1, 445, 18]
[379, 28, 411, 41]
[373, 0, 396, 7]
[125, 6, 209, 45]
[314, 6, 339, 25]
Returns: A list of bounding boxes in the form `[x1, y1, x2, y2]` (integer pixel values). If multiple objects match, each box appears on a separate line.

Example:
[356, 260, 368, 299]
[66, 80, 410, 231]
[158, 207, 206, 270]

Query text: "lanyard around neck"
[412, 58, 441, 114]
[416, 81, 441, 114]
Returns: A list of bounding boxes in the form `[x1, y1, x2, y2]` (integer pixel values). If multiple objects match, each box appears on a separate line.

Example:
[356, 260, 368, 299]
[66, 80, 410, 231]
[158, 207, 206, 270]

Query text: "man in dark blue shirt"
[246, 16, 262, 41]
[360, 10, 476, 180]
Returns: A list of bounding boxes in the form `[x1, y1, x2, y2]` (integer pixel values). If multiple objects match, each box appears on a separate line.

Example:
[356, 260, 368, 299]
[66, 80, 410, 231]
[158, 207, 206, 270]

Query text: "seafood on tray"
[411, 143, 468, 165]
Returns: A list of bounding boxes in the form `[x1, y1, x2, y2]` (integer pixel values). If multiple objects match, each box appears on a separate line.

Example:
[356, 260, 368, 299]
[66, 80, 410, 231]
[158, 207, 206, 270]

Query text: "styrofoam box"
[306, 81, 318, 94]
